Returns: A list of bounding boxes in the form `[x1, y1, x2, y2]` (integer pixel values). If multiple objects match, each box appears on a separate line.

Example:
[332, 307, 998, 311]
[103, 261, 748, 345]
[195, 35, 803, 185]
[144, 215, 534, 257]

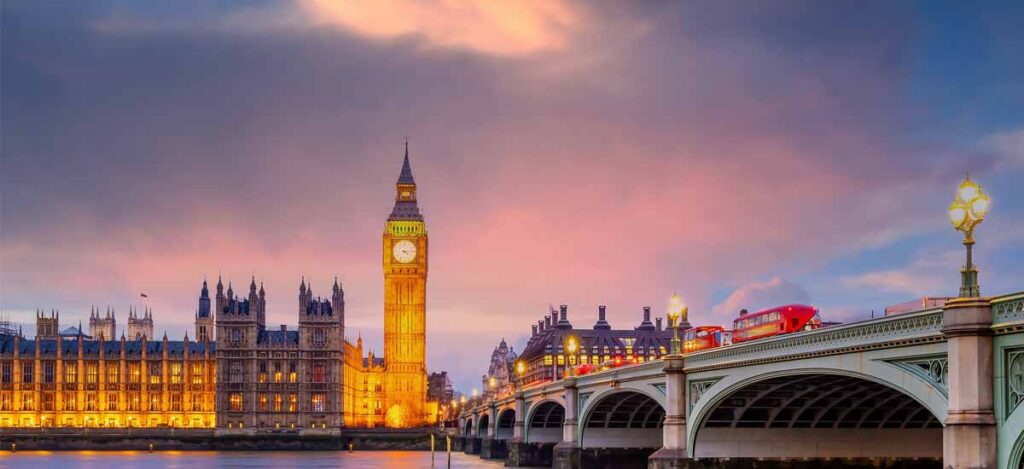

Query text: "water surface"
[0, 450, 507, 468]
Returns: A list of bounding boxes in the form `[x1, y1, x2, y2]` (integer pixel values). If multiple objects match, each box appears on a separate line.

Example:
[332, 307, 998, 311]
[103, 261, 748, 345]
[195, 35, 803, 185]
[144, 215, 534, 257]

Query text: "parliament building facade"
[0, 149, 435, 431]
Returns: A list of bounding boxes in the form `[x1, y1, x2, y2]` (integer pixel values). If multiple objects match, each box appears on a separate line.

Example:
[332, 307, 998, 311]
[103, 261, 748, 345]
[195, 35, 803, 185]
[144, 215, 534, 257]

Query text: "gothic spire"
[397, 140, 415, 185]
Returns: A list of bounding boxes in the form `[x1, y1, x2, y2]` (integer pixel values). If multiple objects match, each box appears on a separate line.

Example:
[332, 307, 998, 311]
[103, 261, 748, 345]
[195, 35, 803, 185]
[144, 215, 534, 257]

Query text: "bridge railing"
[683, 307, 945, 372]
[992, 291, 1024, 332]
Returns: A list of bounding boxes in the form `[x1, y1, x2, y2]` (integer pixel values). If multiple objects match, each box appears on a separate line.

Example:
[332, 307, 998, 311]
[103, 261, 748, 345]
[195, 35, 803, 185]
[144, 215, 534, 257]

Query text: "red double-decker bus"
[683, 326, 727, 353]
[732, 304, 821, 343]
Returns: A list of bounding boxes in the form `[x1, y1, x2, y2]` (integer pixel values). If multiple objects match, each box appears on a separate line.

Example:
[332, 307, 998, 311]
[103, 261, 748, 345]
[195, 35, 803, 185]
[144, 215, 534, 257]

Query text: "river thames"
[0, 450, 508, 468]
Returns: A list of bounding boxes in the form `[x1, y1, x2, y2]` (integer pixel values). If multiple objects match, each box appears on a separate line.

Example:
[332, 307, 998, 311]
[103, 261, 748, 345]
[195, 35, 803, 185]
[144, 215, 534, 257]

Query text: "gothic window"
[1, 392, 13, 411]
[288, 393, 297, 412]
[107, 393, 118, 411]
[274, 393, 283, 412]
[62, 392, 75, 411]
[107, 361, 119, 384]
[170, 362, 182, 384]
[86, 393, 97, 411]
[149, 361, 161, 384]
[273, 362, 282, 383]
[191, 363, 204, 384]
[191, 394, 203, 412]
[311, 393, 325, 412]
[313, 329, 326, 348]
[43, 362, 54, 383]
[21, 392, 34, 411]
[41, 392, 54, 411]
[129, 362, 141, 383]
[231, 328, 242, 346]
[259, 393, 268, 411]
[170, 393, 181, 412]
[258, 361, 267, 383]
[229, 393, 243, 411]
[288, 361, 297, 383]
[128, 393, 140, 411]
[149, 394, 160, 411]
[64, 362, 77, 384]
[86, 362, 98, 384]
[1, 362, 10, 383]
[313, 363, 325, 383]
[229, 361, 243, 383]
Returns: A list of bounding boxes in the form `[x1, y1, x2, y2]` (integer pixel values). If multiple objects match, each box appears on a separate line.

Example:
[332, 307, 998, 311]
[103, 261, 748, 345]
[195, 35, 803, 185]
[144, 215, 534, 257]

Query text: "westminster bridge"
[457, 291, 1024, 468]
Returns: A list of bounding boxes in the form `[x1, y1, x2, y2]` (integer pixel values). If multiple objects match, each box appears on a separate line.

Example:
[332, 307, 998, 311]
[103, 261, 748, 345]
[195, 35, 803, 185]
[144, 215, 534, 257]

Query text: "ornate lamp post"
[667, 293, 687, 355]
[564, 336, 578, 378]
[948, 176, 990, 298]
[515, 360, 526, 390]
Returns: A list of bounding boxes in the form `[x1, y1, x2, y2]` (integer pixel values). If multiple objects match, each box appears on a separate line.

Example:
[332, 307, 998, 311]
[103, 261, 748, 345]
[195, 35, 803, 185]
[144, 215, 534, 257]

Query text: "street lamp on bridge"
[667, 293, 687, 355]
[948, 175, 991, 298]
[564, 336, 578, 378]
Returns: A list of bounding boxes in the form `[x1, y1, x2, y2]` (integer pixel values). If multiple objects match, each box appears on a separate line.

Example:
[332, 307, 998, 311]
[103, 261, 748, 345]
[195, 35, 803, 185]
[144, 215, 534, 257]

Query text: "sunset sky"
[2, 1, 1023, 393]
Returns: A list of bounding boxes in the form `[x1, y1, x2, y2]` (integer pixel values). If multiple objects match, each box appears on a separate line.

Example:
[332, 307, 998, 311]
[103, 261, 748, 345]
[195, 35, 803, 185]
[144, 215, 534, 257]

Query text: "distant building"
[517, 305, 677, 385]
[428, 371, 454, 404]
[481, 339, 517, 398]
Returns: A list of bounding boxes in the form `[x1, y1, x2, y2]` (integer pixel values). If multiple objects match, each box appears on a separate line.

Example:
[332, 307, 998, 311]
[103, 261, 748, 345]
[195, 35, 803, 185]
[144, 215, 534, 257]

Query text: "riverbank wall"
[0, 428, 458, 451]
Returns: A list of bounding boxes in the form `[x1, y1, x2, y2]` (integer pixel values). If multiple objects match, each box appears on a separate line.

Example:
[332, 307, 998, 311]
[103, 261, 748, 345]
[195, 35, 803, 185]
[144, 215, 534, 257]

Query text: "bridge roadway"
[457, 292, 1024, 468]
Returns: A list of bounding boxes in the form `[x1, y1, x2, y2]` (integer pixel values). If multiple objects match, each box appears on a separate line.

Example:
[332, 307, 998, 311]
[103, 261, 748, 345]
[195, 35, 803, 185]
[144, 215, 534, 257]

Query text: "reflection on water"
[0, 450, 508, 468]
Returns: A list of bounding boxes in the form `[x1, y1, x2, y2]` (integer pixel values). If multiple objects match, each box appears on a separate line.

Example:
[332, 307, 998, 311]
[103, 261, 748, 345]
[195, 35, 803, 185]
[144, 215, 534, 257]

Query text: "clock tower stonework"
[382, 143, 428, 427]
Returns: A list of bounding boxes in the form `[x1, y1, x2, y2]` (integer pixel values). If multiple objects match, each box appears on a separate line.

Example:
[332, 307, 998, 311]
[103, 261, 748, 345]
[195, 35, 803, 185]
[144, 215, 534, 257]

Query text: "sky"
[2, 0, 1023, 394]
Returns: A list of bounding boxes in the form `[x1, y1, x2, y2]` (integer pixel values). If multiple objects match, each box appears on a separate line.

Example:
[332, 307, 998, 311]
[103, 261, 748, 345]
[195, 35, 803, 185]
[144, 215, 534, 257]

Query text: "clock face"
[392, 239, 417, 263]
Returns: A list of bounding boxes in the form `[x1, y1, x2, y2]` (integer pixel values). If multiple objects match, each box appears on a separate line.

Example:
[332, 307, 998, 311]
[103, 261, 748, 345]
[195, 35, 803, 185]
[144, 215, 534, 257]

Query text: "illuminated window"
[288, 393, 297, 412]
[191, 363, 204, 384]
[1, 362, 11, 383]
[311, 393, 325, 412]
[64, 362, 77, 384]
[86, 393, 98, 411]
[40, 392, 54, 411]
[21, 392, 34, 410]
[0, 392, 11, 411]
[580, 354, 588, 364]
[149, 394, 160, 411]
[128, 393, 140, 411]
[592, 356, 600, 365]
[273, 362, 282, 383]
[107, 362, 119, 384]
[556, 355, 564, 365]
[229, 393, 243, 411]
[259, 393, 268, 411]
[170, 362, 182, 384]
[289, 362, 297, 383]
[149, 361, 161, 384]
[62, 392, 76, 411]
[258, 361, 267, 383]
[659, 346, 667, 354]
[107, 393, 118, 411]
[568, 355, 576, 366]
[129, 363, 141, 383]
[170, 393, 181, 412]
[86, 362, 99, 384]
[274, 394, 283, 412]
[191, 394, 203, 412]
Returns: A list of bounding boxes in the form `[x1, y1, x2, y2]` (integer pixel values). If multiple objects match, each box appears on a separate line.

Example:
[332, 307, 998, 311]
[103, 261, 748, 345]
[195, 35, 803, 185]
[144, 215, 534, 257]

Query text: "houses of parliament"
[0, 149, 435, 431]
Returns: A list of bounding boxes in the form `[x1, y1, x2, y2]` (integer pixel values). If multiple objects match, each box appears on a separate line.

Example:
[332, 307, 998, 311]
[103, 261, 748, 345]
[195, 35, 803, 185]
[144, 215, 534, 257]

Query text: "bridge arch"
[578, 388, 666, 450]
[496, 408, 516, 440]
[688, 367, 945, 459]
[463, 417, 473, 436]
[476, 413, 490, 437]
[525, 400, 565, 444]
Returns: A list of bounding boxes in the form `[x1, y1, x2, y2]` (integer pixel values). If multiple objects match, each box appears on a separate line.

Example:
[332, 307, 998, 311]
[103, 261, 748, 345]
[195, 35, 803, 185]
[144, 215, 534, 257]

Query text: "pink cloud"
[708, 277, 810, 326]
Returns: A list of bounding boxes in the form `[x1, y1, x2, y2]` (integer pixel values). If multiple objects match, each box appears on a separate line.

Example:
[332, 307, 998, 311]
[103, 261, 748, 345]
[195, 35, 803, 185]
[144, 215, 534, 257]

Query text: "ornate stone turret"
[195, 279, 215, 342]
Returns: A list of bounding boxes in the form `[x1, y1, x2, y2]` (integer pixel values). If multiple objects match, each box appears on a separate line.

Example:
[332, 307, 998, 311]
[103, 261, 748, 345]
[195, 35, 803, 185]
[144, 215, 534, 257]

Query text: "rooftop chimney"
[656, 317, 663, 331]
[557, 305, 572, 329]
[280, 324, 287, 332]
[539, 319, 546, 333]
[636, 306, 656, 331]
[532, 325, 538, 336]
[739, 309, 748, 316]
[593, 305, 611, 330]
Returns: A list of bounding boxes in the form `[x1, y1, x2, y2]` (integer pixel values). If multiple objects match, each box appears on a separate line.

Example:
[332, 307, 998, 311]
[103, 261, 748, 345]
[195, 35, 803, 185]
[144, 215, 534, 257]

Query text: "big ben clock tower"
[382, 143, 428, 427]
